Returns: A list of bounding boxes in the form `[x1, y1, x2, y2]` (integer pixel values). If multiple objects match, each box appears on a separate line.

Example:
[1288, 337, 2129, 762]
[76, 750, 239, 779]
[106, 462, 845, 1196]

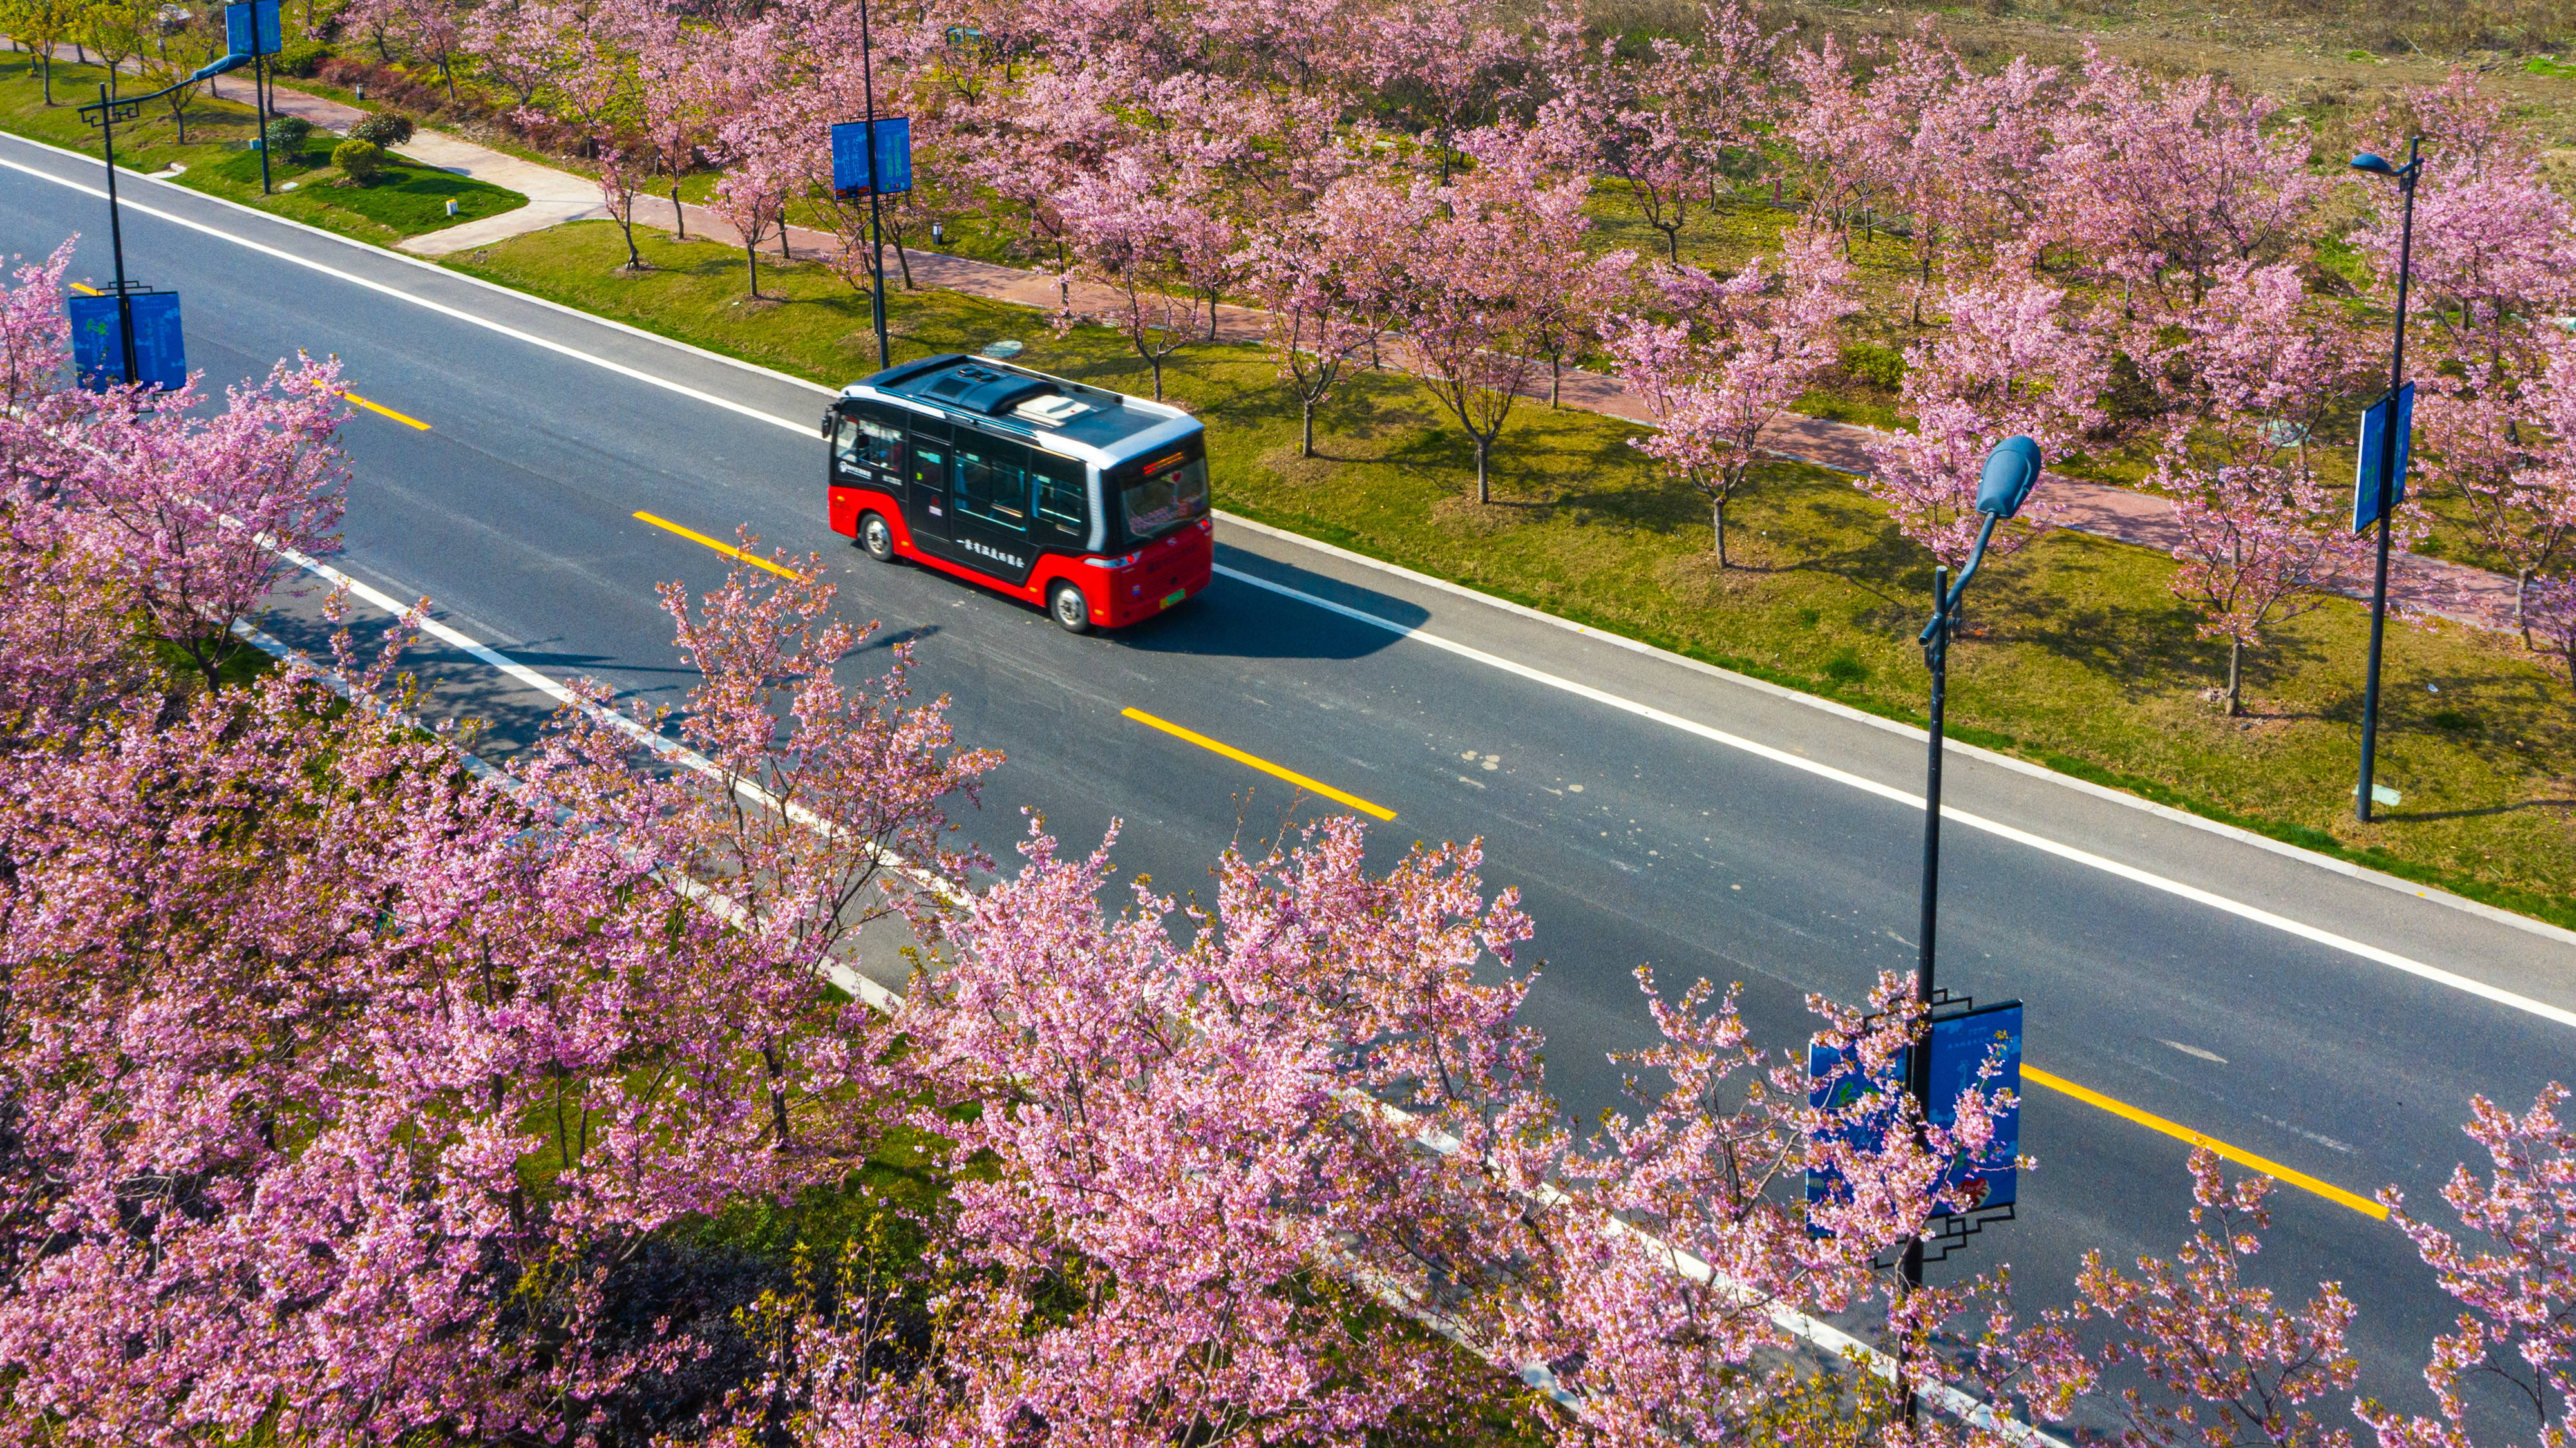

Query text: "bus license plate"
[1160, 589, 1187, 609]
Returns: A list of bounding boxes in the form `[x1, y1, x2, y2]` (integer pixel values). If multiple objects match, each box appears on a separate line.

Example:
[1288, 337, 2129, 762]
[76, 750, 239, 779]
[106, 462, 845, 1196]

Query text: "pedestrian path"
[50, 48, 2533, 634]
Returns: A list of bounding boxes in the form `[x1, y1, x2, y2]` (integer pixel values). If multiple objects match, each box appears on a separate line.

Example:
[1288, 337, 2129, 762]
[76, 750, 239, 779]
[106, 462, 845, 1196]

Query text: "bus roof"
[841, 354, 1198, 466]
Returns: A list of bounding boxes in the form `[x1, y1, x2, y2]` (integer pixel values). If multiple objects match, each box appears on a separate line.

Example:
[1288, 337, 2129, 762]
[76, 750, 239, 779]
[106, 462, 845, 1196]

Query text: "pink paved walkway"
[29, 46, 2524, 634]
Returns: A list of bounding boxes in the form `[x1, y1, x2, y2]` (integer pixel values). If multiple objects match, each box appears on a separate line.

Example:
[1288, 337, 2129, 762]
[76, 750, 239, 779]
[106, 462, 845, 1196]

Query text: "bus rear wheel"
[858, 512, 896, 562]
[1049, 582, 1094, 634]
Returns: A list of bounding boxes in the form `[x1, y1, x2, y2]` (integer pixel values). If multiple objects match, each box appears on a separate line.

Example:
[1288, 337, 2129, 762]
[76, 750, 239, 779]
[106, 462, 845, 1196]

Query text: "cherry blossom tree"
[2361, 1085, 2576, 1448]
[1400, 148, 1595, 504]
[1861, 272, 2104, 572]
[0, 553, 993, 1445]
[55, 356, 348, 693]
[2047, 46, 2319, 316]
[2063, 1148, 2361, 1447]
[2153, 414, 2376, 717]
[1607, 226, 1856, 564]
[596, 142, 649, 269]
[1240, 171, 1421, 457]
[1057, 150, 1226, 401]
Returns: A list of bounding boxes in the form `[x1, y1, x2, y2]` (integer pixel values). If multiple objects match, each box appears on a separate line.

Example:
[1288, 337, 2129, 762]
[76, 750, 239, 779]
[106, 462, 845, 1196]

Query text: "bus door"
[950, 435, 1039, 586]
[904, 420, 956, 557]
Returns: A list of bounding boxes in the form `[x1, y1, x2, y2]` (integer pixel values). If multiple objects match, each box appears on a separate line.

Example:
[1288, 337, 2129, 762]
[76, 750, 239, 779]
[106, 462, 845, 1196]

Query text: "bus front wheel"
[858, 512, 896, 562]
[1049, 582, 1094, 634]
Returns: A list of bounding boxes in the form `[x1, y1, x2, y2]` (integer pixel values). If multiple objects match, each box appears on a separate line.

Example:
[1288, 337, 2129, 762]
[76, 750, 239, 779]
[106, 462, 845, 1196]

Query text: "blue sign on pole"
[2354, 381, 2414, 533]
[1924, 1000, 2022, 1214]
[68, 291, 189, 392]
[1806, 1000, 2023, 1225]
[225, 0, 283, 56]
[829, 117, 913, 196]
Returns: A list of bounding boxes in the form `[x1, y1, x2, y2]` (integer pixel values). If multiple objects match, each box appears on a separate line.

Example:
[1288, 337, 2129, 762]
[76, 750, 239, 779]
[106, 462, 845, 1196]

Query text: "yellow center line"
[68, 281, 102, 296]
[2023, 1065, 2388, 1219]
[1121, 707, 1397, 821]
[631, 511, 806, 581]
[340, 390, 431, 430]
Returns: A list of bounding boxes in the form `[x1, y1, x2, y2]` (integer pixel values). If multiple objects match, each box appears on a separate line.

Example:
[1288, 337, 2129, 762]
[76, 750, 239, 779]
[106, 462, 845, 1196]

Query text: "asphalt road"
[9, 132, 2572, 1437]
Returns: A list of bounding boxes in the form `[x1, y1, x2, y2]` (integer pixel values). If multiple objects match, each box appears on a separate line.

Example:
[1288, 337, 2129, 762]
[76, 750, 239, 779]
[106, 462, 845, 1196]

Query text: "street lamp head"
[2350, 152, 2398, 177]
[1976, 435, 2044, 519]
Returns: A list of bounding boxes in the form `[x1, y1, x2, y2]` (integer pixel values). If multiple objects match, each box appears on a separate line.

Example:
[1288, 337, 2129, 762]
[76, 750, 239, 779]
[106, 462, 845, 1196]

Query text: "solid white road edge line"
[229, 615, 2060, 1448]
[1212, 564, 2576, 1034]
[12, 137, 2550, 1025]
[1209, 513, 2576, 951]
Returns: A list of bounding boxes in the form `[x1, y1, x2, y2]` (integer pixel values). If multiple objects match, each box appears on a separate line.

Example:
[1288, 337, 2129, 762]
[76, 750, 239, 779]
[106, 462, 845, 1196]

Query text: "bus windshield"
[1119, 443, 1209, 543]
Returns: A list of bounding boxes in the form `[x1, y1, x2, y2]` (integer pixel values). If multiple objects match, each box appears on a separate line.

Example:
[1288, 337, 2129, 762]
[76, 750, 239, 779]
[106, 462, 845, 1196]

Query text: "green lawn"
[450, 221, 2576, 926]
[0, 53, 524, 247]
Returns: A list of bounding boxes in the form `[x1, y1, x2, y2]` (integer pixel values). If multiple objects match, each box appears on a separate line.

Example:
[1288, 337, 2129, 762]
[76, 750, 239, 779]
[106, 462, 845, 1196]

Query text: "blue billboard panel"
[830, 117, 911, 196]
[1924, 1000, 2022, 1213]
[68, 291, 187, 392]
[2354, 381, 2413, 532]
[1805, 1000, 2023, 1224]
[225, 0, 283, 56]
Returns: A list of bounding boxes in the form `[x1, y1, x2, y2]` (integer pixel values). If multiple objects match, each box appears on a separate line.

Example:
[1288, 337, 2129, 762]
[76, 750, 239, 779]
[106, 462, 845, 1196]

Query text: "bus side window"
[956, 443, 1028, 531]
[1031, 453, 1086, 536]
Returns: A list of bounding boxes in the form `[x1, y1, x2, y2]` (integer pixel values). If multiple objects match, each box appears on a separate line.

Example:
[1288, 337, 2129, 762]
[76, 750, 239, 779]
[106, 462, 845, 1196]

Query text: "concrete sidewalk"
[46, 45, 2534, 634]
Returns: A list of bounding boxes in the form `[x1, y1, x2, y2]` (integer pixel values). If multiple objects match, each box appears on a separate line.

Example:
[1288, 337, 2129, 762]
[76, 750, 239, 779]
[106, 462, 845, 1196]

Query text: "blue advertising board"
[829, 117, 912, 196]
[2354, 381, 2414, 532]
[68, 292, 188, 392]
[1806, 1000, 2023, 1224]
[225, 0, 283, 57]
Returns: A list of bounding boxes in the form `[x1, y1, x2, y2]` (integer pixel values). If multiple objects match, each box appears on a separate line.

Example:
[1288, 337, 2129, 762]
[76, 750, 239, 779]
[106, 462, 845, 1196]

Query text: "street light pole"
[856, 0, 891, 370]
[1899, 436, 2041, 1425]
[92, 82, 140, 386]
[2351, 138, 2421, 825]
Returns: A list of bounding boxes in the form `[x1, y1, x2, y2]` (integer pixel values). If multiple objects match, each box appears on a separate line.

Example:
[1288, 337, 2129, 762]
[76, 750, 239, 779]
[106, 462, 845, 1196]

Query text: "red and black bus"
[823, 354, 1213, 632]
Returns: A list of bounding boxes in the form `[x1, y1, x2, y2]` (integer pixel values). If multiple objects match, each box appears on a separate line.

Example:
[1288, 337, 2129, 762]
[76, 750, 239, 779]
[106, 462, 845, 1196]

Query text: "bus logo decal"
[961, 537, 1024, 569]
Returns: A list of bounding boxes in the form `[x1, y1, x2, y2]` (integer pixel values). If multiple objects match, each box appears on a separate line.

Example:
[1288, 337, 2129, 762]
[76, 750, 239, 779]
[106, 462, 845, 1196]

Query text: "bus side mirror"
[820, 411, 835, 439]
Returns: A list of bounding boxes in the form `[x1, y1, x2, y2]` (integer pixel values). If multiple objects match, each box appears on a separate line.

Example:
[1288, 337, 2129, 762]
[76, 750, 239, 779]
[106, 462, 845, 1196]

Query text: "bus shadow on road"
[1114, 546, 1428, 662]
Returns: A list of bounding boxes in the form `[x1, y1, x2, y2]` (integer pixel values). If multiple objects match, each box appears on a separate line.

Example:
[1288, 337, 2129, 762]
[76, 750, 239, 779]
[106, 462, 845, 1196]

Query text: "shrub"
[274, 37, 329, 76]
[348, 111, 414, 148]
[1838, 341, 1906, 392]
[332, 138, 387, 183]
[261, 115, 313, 154]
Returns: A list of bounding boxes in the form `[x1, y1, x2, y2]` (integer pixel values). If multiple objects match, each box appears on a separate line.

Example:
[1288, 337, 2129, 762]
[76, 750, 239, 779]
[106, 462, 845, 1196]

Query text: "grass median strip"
[2023, 1065, 2389, 1219]
[1122, 706, 1397, 821]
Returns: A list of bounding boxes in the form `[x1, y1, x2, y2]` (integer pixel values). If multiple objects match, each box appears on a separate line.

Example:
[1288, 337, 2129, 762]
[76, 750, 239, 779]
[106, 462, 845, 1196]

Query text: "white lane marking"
[1210, 564, 2576, 1034]
[2161, 1040, 2230, 1065]
[15, 138, 2546, 1036]
[0, 152, 822, 439]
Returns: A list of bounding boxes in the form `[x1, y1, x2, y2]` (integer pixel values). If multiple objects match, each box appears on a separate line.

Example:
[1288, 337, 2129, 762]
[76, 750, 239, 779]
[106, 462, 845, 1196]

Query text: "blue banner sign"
[829, 117, 912, 196]
[1806, 999, 2023, 1224]
[225, 0, 283, 56]
[2354, 381, 2414, 532]
[68, 291, 188, 392]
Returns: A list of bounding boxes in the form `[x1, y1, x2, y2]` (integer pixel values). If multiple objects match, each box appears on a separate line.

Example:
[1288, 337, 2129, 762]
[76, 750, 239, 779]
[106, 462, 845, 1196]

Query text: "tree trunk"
[1713, 497, 1728, 567]
[1549, 355, 1561, 408]
[618, 216, 640, 269]
[1475, 438, 1490, 504]
[40, 54, 52, 106]
[1661, 224, 1680, 262]
[746, 244, 760, 298]
[894, 237, 913, 289]
[1148, 354, 1163, 401]
[671, 182, 687, 240]
[1300, 397, 1314, 458]
[2519, 567, 2533, 647]
[2226, 638, 2244, 717]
